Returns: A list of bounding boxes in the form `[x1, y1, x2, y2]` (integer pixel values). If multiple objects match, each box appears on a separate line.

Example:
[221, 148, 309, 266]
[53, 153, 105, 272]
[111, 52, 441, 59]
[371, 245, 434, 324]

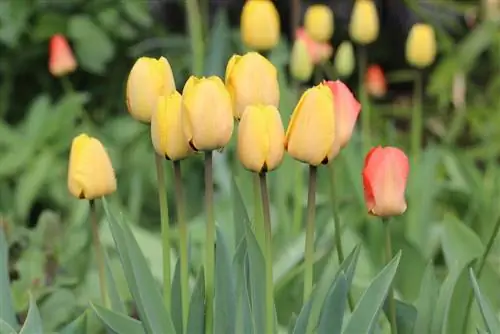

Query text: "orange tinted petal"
[49, 34, 77, 77]
[365, 65, 387, 98]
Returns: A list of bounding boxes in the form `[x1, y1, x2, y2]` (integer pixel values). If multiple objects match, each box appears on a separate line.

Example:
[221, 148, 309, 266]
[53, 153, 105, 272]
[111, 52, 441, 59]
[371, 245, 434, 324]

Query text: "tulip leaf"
[292, 297, 313, 334]
[19, 294, 43, 334]
[59, 312, 87, 334]
[0, 228, 18, 330]
[317, 272, 349, 334]
[104, 250, 127, 314]
[0, 320, 16, 334]
[103, 199, 175, 334]
[187, 270, 205, 334]
[468, 268, 500, 334]
[171, 259, 183, 334]
[413, 262, 439, 334]
[204, 8, 230, 77]
[342, 251, 402, 334]
[382, 299, 417, 334]
[91, 303, 146, 334]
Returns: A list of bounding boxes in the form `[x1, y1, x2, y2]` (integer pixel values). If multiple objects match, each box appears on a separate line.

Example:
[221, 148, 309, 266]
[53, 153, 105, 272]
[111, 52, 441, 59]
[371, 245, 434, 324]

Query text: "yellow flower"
[225, 52, 280, 120]
[290, 38, 314, 82]
[126, 56, 176, 123]
[304, 4, 334, 43]
[151, 91, 192, 161]
[182, 76, 234, 151]
[285, 83, 338, 166]
[237, 105, 285, 173]
[334, 41, 355, 78]
[349, 0, 379, 45]
[241, 0, 280, 51]
[405, 23, 437, 68]
[68, 134, 117, 200]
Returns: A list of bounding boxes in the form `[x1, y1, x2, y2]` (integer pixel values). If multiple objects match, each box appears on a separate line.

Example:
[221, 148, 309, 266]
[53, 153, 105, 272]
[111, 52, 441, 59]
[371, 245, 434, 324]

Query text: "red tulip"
[365, 65, 386, 98]
[49, 34, 77, 77]
[363, 146, 409, 217]
[295, 28, 333, 64]
[324, 80, 361, 149]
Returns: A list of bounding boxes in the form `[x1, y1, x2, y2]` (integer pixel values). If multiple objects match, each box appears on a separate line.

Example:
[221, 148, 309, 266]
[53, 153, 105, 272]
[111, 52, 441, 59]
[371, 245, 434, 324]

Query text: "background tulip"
[49, 34, 77, 77]
[295, 28, 333, 65]
[237, 105, 284, 173]
[151, 91, 192, 161]
[126, 56, 176, 123]
[349, 0, 380, 45]
[290, 38, 314, 82]
[405, 23, 437, 68]
[240, 0, 280, 51]
[182, 76, 234, 151]
[362, 146, 409, 217]
[334, 41, 355, 78]
[365, 65, 387, 98]
[68, 134, 117, 200]
[304, 4, 334, 43]
[225, 52, 280, 119]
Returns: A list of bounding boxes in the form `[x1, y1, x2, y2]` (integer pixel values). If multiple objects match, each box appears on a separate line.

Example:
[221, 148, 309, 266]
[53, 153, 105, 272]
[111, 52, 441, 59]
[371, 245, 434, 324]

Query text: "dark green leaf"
[382, 299, 417, 334]
[317, 272, 349, 334]
[0, 228, 17, 329]
[171, 260, 183, 334]
[187, 270, 205, 334]
[19, 294, 43, 334]
[468, 268, 500, 334]
[91, 303, 146, 334]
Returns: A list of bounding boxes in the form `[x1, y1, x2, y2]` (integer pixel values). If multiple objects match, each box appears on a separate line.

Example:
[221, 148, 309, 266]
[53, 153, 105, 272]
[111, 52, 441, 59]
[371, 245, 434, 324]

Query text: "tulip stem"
[154, 153, 171, 313]
[292, 164, 304, 236]
[173, 160, 189, 333]
[253, 173, 265, 250]
[89, 199, 108, 307]
[383, 218, 397, 334]
[462, 215, 500, 334]
[259, 172, 275, 334]
[411, 70, 423, 162]
[304, 165, 317, 302]
[204, 151, 215, 334]
[186, 0, 205, 75]
[358, 46, 370, 153]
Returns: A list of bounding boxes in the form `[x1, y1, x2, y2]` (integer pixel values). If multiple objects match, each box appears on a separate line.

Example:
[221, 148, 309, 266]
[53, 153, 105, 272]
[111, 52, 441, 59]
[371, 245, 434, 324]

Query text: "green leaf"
[103, 199, 175, 334]
[317, 273, 349, 334]
[59, 312, 87, 334]
[171, 260, 183, 334]
[413, 262, 439, 334]
[91, 303, 146, 334]
[214, 227, 237, 334]
[468, 269, 500, 334]
[19, 294, 43, 334]
[187, 270, 205, 334]
[204, 9, 230, 77]
[383, 299, 417, 334]
[343, 251, 402, 334]
[0, 320, 16, 334]
[0, 228, 17, 330]
[292, 298, 313, 334]
[104, 250, 126, 314]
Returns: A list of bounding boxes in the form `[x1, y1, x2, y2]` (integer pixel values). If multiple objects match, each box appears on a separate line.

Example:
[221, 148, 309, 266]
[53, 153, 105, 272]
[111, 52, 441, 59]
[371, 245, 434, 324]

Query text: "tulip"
[126, 56, 176, 123]
[151, 91, 192, 161]
[182, 76, 234, 151]
[49, 34, 77, 77]
[304, 4, 334, 43]
[285, 83, 338, 166]
[225, 52, 280, 120]
[362, 146, 409, 217]
[68, 134, 117, 200]
[365, 65, 387, 98]
[349, 0, 379, 44]
[324, 80, 361, 148]
[290, 38, 314, 82]
[238, 105, 284, 173]
[295, 28, 333, 65]
[334, 41, 355, 78]
[405, 23, 437, 68]
[241, 0, 280, 51]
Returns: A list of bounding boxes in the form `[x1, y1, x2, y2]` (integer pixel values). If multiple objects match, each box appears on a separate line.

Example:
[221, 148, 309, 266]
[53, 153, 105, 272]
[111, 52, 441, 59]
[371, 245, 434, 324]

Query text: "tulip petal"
[49, 34, 77, 77]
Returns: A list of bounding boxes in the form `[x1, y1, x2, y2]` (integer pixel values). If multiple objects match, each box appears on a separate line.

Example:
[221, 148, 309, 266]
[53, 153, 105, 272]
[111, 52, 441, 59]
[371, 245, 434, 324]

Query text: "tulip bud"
[324, 80, 361, 148]
[304, 4, 334, 43]
[241, 0, 280, 51]
[285, 83, 338, 166]
[151, 91, 192, 161]
[405, 23, 437, 69]
[49, 34, 77, 77]
[126, 56, 176, 123]
[238, 105, 285, 173]
[349, 0, 379, 45]
[182, 76, 234, 151]
[225, 52, 280, 120]
[295, 28, 333, 65]
[334, 41, 355, 78]
[290, 38, 314, 82]
[365, 65, 387, 98]
[362, 146, 409, 217]
[68, 134, 117, 200]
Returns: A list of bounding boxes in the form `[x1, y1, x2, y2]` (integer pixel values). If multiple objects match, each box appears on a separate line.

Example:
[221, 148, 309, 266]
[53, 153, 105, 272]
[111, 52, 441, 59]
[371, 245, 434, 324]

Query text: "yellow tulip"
[68, 134, 117, 200]
[405, 23, 437, 68]
[241, 0, 280, 51]
[225, 52, 280, 120]
[151, 91, 192, 161]
[349, 0, 379, 45]
[304, 4, 334, 43]
[182, 76, 234, 151]
[126, 56, 176, 123]
[290, 38, 314, 82]
[237, 105, 285, 173]
[285, 83, 338, 166]
[334, 41, 355, 78]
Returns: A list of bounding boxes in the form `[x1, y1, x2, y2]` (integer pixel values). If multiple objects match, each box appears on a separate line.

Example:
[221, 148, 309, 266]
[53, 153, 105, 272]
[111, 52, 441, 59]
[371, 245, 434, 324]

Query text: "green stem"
[173, 160, 189, 333]
[411, 70, 423, 163]
[292, 164, 304, 235]
[329, 164, 354, 310]
[259, 172, 275, 334]
[204, 151, 215, 334]
[384, 218, 397, 334]
[358, 46, 370, 153]
[89, 199, 108, 307]
[304, 165, 317, 302]
[155, 153, 171, 312]
[253, 173, 265, 250]
[463, 216, 500, 333]
[185, 0, 205, 75]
